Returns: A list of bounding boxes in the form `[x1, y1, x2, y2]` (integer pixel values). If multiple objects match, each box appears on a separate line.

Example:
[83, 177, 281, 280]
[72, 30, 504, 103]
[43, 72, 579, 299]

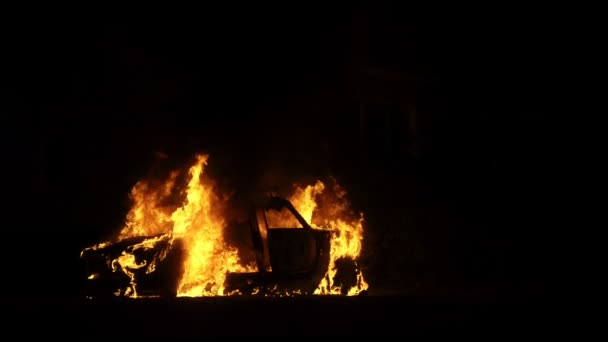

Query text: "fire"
[170, 155, 251, 296]
[83, 154, 253, 298]
[288, 180, 369, 295]
[81, 153, 368, 297]
[288, 181, 325, 223]
[118, 171, 178, 240]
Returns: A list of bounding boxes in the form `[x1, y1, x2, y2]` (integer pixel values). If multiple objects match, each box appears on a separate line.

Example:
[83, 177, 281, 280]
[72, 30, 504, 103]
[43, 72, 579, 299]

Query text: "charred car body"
[80, 196, 333, 297]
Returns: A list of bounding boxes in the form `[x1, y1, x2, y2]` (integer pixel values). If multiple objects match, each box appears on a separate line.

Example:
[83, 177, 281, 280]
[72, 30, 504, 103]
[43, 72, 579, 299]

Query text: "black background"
[7, 4, 563, 335]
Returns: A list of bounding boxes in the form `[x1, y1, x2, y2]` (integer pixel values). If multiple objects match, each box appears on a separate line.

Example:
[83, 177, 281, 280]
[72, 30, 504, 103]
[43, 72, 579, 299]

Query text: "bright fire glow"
[118, 171, 178, 240]
[81, 154, 368, 297]
[170, 155, 252, 296]
[288, 180, 369, 295]
[84, 154, 254, 297]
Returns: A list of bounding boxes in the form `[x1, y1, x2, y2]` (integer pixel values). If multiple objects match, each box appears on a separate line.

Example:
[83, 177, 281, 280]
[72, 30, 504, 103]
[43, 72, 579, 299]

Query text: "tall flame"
[87, 154, 253, 297]
[118, 171, 178, 240]
[82, 154, 368, 297]
[288, 180, 369, 295]
[171, 155, 250, 296]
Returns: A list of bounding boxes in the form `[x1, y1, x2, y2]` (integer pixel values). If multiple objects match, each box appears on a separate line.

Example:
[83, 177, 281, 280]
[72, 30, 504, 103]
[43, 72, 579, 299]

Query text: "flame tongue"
[171, 155, 248, 296]
[288, 180, 369, 295]
[288, 180, 325, 223]
[118, 171, 178, 241]
[83, 154, 368, 297]
[97, 154, 252, 297]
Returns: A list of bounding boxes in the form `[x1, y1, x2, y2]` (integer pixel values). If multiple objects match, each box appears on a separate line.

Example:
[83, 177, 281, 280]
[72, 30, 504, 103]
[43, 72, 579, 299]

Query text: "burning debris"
[80, 154, 368, 297]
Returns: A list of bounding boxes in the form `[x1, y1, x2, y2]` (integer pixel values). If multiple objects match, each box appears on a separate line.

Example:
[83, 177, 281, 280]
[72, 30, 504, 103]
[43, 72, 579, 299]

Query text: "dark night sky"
[9, 6, 561, 298]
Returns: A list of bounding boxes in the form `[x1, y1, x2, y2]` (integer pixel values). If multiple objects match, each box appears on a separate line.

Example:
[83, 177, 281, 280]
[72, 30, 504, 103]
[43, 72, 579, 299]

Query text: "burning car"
[80, 154, 368, 298]
[81, 196, 333, 297]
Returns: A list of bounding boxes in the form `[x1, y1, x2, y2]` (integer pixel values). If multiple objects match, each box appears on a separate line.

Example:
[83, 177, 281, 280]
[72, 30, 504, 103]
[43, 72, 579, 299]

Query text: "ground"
[14, 294, 555, 337]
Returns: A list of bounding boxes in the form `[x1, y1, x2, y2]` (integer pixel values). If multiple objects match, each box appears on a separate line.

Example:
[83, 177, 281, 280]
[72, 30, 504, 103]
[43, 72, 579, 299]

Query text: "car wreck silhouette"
[80, 196, 334, 297]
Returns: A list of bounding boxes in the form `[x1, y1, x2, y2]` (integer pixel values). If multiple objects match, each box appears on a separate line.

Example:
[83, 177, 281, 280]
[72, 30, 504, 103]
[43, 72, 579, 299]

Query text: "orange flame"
[82, 154, 368, 297]
[86, 154, 254, 298]
[118, 171, 178, 240]
[171, 155, 252, 296]
[288, 180, 369, 295]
